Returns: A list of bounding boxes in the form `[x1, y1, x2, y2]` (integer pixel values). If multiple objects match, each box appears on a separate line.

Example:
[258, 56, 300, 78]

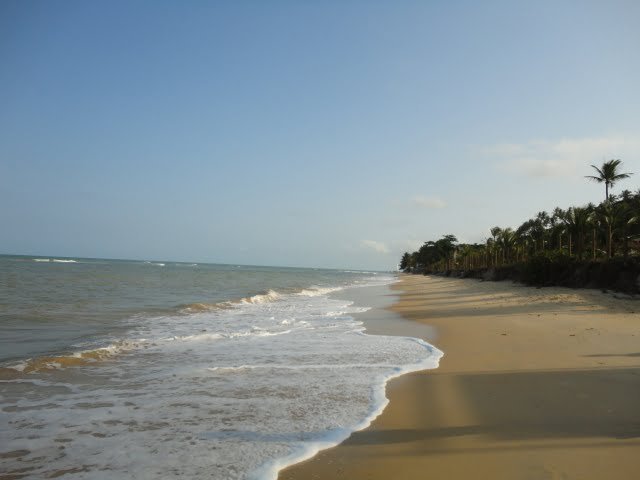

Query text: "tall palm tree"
[516, 220, 534, 259]
[586, 159, 633, 202]
[533, 211, 549, 252]
[618, 204, 639, 260]
[596, 202, 633, 259]
[551, 207, 566, 253]
[497, 228, 517, 264]
[490, 226, 502, 266]
[563, 206, 591, 259]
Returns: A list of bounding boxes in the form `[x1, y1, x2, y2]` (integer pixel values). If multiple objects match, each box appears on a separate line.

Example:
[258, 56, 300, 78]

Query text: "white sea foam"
[297, 286, 342, 297]
[342, 270, 379, 274]
[52, 258, 77, 263]
[33, 258, 51, 262]
[0, 273, 442, 480]
[242, 289, 282, 304]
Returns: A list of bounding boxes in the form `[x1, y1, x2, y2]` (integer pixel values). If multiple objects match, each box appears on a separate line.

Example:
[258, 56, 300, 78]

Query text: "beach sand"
[280, 274, 640, 479]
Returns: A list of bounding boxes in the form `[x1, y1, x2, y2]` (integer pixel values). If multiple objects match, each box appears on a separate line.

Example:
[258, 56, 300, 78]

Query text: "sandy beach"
[281, 274, 640, 479]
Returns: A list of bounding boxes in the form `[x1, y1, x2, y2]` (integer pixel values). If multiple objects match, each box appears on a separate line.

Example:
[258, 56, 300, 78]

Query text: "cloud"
[483, 134, 640, 178]
[411, 195, 447, 209]
[389, 239, 423, 253]
[361, 239, 390, 254]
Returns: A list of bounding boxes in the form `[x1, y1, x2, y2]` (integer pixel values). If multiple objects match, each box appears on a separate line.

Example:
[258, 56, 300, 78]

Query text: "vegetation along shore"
[400, 160, 639, 293]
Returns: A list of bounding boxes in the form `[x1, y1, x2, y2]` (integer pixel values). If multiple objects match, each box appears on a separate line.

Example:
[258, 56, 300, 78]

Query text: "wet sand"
[280, 274, 640, 480]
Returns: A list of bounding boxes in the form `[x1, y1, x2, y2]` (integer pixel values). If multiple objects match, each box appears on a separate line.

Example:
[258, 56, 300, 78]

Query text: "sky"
[1, 1, 640, 270]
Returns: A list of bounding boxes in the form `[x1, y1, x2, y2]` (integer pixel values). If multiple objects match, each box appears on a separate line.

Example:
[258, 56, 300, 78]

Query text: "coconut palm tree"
[586, 159, 633, 202]
[490, 226, 502, 266]
[618, 204, 639, 260]
[563, 206, 591, 259]
[531, 212, 549, 252]
[516, 220, 535, 259]
[551, 207, 566, 253]
[596, 202, 630, 259]
[497, 228, 517, 264]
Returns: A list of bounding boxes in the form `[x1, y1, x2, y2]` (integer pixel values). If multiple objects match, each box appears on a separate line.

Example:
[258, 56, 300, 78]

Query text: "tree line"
[400, 160, 638, 273]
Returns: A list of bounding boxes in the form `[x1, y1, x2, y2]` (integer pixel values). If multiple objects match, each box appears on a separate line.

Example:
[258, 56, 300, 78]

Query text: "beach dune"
[281, 275, 640, 479]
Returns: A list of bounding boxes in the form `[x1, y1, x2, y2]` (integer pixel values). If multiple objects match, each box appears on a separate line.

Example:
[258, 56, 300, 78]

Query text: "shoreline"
[264, 280, 442, 480]
[280, 274, 640, 479]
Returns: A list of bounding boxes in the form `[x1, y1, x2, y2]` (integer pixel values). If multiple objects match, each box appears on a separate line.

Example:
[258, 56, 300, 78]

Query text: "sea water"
[0, 256, 441, 479]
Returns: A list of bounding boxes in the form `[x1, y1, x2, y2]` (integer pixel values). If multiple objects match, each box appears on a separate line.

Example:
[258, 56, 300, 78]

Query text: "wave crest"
[296, 287, 342, 297]
[241, 290, 282, 304]
[179, 302, 232, 313]
[1, 343, 135, 376]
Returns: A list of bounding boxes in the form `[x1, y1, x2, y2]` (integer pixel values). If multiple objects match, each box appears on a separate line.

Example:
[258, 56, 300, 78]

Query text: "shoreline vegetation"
[400, 160, 639, 294]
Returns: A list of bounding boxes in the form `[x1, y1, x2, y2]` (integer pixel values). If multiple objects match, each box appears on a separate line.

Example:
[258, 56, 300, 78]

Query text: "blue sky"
[1, 1, 639, 270]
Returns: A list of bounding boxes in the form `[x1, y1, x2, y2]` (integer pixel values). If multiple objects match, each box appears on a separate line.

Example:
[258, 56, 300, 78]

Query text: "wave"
[0, 269, 431, 480]
[230, 328, 292, 339]
[176, 281, 382, 317]
[3, 277, 377, 377]
[181, 287, 340, 312]
[296, 286, 342, 297]
[168, 332, 224, 342]
[179, 302, 232, 313]
[241, 290, 282, 304]
[178, 290, 285, 314]
[1, 342, 137, 377]
[33, 258, 78, 263]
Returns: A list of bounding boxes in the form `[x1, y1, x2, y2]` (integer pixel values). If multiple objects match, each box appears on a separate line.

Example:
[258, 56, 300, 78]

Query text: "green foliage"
[586, 159, 633, 202]
[400, 160, 637, 277]
[520, 253, 577, 285]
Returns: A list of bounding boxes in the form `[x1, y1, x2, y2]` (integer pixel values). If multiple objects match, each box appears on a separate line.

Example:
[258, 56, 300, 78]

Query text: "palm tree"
[618, 204, 639, 260]
[400, 252, 411, 271]
[563, 206, 591, 259]
[551, 207, 566, 253]
[531, 212, 549, 252]
[596, 202, 632, 259]
[497, 228, 517, 264]
[586, 159, 633, 202]
[516, 220, 534, 259]
[490, 226, 502, 266]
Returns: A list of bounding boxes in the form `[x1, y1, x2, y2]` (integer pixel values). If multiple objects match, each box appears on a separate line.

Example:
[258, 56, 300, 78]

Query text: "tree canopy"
[401, 162, 637, 273]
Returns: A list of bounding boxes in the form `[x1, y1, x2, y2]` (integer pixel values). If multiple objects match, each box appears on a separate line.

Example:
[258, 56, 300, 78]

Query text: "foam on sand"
[253, 338, 441, 480]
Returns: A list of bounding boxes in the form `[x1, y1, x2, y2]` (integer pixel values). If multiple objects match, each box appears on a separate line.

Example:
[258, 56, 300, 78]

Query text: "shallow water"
[0, 255, 441, 479]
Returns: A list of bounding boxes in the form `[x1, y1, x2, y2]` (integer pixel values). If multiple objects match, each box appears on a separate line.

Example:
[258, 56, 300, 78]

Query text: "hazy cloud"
[361, 239, 390, 254]
[484, 134, 640, 178]
[390, 239, 423, 253]
[411, 195, 447, 209]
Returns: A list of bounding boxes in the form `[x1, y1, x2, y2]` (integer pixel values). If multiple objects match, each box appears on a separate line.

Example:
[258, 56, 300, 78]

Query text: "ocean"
[0, 255, 441, 479]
